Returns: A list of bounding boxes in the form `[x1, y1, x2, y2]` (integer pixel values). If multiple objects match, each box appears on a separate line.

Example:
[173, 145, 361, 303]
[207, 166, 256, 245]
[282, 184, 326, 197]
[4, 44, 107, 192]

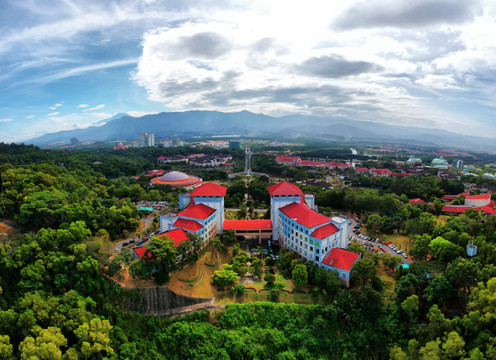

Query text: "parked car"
[137, 240, 143, 246]
[402, 253, 408, 258]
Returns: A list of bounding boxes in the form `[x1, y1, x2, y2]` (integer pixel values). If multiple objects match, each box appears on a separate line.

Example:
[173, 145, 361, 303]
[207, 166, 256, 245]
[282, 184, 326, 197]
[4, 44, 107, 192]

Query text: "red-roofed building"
[279, 202, 330, 228]
[173, 218, 203, 232]
[370, 168, 393, 177]
[466, 194, 491, 207]
[311, 223, 339, 240]
[354, 167, 369, 174]
[409, 198, 425, 203]
[320, 249, 361, 287]
[275, 156, 301, 166]
[268, 181, 304, 196]
[442, 205, 472, 214]
[158, 228, 189, 246]
[190, 182, 227, 197]
[177, 203, 216, 220]
[132, 246, 150, 259]
[222, 219, 273, 241]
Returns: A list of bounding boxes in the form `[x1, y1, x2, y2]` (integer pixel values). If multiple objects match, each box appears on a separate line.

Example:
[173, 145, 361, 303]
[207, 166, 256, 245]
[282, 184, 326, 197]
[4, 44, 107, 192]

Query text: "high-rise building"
[229, 141, 242, 149]
[453, 159, 464, 169]
[139, 133, 155, 147]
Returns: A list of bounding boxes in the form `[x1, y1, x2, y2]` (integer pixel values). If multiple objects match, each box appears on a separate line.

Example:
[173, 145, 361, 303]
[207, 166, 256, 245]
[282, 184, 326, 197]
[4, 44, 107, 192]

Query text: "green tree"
[74, 318, 114, 359]
[211, 264, 238, 287]
[143, 235, 178, 284]
[410, 234, 431, 260]
[18, 326, 67, 360]
[292, 264, 308, 287]
[220, 230, 236, 247]
[352, 258, 376, 285]
[423, 275, 454, 307]
[264, 273, 275, 287]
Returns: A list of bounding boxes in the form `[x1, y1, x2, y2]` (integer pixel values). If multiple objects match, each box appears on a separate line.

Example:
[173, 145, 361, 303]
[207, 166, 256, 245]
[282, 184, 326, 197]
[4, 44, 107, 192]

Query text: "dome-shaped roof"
[159, 171, 191, 181]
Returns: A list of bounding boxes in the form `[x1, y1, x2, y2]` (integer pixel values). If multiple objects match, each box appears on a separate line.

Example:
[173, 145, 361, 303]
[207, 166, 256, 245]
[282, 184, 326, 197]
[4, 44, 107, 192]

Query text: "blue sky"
[1, 0, 495, 143]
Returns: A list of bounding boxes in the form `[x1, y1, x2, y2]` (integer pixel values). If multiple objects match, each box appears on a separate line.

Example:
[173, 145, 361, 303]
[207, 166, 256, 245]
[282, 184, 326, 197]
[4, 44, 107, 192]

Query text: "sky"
[1, 0, 496, 143]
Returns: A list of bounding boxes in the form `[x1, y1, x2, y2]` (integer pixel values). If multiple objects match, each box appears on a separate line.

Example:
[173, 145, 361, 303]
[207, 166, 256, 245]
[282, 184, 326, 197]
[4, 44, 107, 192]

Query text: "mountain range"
[25, 110, 496, 152]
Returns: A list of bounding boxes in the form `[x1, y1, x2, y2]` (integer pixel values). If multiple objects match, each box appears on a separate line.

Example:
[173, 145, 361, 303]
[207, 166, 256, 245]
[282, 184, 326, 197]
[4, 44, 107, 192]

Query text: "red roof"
[311, 223, 339, 239]
[275, 156, 300, 164]
[133, 247, 150, 259]
[158, 228, 189, 246]
[299, 160, 320, 166]
[173, 218, 203, 231]
[480, 205, 496, 215]
[321, 248, 360, 271]
[466, 194, 491, 200]
[442, 205, 471, 213]
[354, 167, 369, 172]
[409, 198, 425, 203]
[178, 203, 215, 220]
[268, 181, 304, 196]
[442, 192, 470, 200]
[190, 182, 227, 197]
[280, 202, 330, 228]
[223, 219, 273, 230]
[371, 168, 392, 175]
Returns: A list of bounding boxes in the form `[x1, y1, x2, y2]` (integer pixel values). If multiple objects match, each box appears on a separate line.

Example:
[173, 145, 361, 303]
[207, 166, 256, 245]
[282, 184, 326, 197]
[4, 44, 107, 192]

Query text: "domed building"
[151, 171, 201, 188]
[431, 156, 449, 169]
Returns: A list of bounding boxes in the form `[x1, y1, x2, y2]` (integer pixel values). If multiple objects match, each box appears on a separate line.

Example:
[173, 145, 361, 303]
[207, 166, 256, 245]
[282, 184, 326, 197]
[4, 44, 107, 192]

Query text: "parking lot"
[349, 219, 412, 265]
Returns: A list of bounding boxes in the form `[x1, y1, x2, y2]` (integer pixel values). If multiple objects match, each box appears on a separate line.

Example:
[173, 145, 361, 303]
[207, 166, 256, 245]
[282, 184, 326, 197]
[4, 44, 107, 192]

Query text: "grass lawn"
[381, 232, 414, 252]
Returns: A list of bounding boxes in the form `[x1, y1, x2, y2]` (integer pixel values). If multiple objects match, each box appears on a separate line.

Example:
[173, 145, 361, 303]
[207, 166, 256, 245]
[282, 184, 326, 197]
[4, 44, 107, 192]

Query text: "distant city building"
[229, 141, 242, 149]
[406, 155, 422, 166]
[171, 138, 181, 147]
[150, 170, 201, 188]
[431, 157, 449, 169]
[370, 168, 393, 177]
[482, 173, 495, 180]
[139, 133, 155, 147]
[113, 142, 129, 150]
[453, 159, 464, 169]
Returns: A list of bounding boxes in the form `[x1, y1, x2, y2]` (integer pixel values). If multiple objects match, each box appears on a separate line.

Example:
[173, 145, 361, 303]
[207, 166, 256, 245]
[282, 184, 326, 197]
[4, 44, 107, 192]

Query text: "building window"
[315, 256, 319, 261]
[316, 242, 320, 247]
[316, 249, 320, 254]
[310, 246, 313, 251]
[309, 239, 313, 244]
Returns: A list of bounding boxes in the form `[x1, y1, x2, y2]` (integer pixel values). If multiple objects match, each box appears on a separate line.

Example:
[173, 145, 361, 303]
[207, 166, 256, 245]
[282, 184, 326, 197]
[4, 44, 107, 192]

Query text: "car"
[380, 248, 386, 253]
[402, 253, 408, 258]
[374, 248, 378, 253]
[115, 248, 119, 252]
[396, 250, 403, 254]
[137, 240, 143, 246]
[129, 239, 135, 244]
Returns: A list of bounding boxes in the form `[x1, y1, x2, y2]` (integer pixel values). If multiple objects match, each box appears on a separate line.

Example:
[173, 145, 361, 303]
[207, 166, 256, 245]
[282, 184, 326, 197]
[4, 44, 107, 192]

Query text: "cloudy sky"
[1, 0, 495, 143]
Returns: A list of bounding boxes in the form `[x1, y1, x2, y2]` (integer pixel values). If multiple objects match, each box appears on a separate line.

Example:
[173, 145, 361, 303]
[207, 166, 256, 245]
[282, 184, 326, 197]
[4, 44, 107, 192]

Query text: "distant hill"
[24, 110, 496, 152]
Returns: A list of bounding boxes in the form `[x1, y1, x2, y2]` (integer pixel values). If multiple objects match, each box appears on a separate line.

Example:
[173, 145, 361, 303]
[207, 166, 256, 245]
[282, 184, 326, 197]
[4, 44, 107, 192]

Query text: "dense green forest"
[1, 143, 496, 359]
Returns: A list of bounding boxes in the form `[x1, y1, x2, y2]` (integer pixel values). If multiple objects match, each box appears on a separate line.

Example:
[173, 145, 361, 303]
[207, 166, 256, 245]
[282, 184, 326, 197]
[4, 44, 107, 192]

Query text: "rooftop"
[190, 182, 227, 197]
[268, 181, 305, 196]
[158, 228, 189, 246]
[173, 218, 203, 232]
[177, 203, 216, 220]
[321, 248, 360, 272]
[223, 219, 273, 230]
[279, 202, 330, 228]
[311, 223, 339, 240]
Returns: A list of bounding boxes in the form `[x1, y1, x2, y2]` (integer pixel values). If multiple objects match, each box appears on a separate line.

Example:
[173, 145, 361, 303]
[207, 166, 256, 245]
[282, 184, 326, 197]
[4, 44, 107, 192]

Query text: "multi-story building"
[453, 159, 464, 169]
[139, 132, 155, 147]
[137, 180, 358, 286]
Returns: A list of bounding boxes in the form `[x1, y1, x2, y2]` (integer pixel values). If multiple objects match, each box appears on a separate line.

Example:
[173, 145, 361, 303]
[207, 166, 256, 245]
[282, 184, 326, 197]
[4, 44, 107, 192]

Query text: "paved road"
[114, 214, 157, 253]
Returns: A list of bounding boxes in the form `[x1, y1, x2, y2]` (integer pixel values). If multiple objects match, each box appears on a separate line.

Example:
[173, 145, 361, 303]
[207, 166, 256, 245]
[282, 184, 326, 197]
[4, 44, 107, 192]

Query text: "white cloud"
[130, 0, 496, 135]
[26, 115, 35, 119]
[49, 106, 56, 110]
[77, 104, 89, 108]
[83, 104, 105, 112]
[54, 103, 62, 107]
[47, 112, 59, 116]
[0, 118, 13, 122]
